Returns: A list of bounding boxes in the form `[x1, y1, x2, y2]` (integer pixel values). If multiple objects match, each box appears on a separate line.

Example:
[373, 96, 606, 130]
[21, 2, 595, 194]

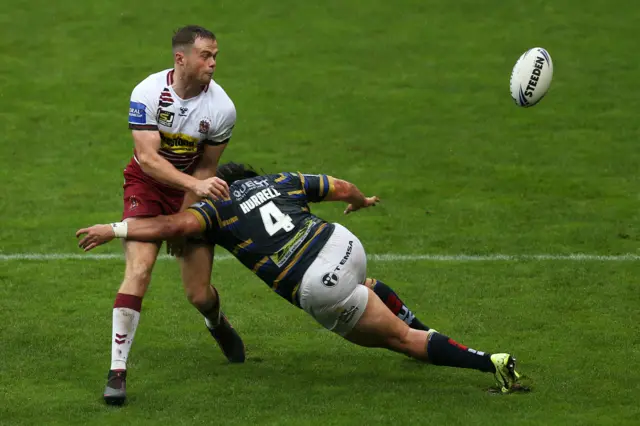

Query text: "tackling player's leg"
[179, 244, 245, 363]
[343, 288, 525, 393]
[104, 236, 160, 406]
[341, 286, 427, 359]
[299, 223, 527, 394]
[362, 278, 430, 331]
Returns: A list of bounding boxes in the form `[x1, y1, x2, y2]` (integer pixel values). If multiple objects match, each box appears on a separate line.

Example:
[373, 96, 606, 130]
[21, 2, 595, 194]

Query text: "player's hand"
[344, 196, 380, 215]
[192, 177, 229, 200]
[76, 224, 116, 251]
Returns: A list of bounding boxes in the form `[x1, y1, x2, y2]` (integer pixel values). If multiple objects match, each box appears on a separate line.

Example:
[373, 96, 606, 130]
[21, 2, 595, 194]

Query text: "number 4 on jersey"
[259, 202, 295, 236]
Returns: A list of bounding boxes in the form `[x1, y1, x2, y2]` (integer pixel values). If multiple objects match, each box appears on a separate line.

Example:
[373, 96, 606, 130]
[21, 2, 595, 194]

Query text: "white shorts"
[298, 223, 369, 336]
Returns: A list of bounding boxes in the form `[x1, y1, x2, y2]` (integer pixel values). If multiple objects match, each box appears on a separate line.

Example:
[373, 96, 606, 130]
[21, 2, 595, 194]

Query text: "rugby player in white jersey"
[104, 25, 244, 406]
[78, 163, 530, 395]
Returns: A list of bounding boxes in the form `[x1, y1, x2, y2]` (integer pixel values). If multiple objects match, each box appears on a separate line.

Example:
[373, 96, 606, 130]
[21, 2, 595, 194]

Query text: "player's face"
[186, 38, 218, 85]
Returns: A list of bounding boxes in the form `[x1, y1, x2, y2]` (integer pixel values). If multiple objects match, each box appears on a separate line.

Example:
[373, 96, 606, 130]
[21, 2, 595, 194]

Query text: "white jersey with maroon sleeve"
[127, 69, 235, 174]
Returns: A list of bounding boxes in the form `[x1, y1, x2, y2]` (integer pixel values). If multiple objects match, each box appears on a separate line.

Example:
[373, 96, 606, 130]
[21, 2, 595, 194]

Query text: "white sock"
[111, 307, 141, 370]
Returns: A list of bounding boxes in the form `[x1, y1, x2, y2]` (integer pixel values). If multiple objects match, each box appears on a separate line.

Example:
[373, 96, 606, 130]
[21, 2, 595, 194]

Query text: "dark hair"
[216, 162, 260, 186]
[172, 25, 216, 52]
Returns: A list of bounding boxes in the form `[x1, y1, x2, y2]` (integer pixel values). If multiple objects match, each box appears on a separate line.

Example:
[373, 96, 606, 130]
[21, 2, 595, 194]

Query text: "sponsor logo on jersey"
[271, 219, 315, 267]
[179, 107, 188, 116]
[129, 101, 146, 124]
[232, 178, 271, 200]
[159, 131, 200, 154]
[198, 118, 211, 134]
[157, 110, 175, 127]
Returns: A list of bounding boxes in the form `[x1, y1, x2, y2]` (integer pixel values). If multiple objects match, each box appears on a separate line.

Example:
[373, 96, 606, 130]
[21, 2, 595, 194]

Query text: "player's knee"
[186, 290, 208, 307]
[122, 244, 159, 289]
[184, 282, 210, 307]
[123, 262, 154, 289]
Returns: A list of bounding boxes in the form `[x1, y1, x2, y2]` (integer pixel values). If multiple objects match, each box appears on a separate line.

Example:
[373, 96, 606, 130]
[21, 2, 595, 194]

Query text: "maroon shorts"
[122, 159, 185, 220]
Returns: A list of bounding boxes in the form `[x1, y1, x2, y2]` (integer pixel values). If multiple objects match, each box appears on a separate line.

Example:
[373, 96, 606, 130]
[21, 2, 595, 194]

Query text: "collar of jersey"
[167, 69, 210, 101]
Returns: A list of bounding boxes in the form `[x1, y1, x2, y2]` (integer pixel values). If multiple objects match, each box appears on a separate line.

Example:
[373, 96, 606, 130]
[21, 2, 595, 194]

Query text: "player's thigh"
[343, 286, 411, 349]
[179, 243, 214, 301]
[299, 224, 368, 335]
[122, 186, 165, 220]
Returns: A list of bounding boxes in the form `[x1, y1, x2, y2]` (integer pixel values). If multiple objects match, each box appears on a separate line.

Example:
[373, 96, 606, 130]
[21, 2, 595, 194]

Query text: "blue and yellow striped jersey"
[187, 172, 337, 306]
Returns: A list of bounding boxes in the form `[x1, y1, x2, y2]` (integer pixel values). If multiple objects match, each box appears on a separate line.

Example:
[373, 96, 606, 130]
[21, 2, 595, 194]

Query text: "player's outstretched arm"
[76, 212, 203, 252]
[323, 178, 380, 214]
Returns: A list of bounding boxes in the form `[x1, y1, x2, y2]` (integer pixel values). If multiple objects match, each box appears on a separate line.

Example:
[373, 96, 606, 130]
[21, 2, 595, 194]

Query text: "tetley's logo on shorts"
[129, 101, 146, 124]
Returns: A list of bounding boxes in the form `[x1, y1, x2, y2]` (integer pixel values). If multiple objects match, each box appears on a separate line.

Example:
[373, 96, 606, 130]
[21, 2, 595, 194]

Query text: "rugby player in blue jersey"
[78, 163, 528, 394]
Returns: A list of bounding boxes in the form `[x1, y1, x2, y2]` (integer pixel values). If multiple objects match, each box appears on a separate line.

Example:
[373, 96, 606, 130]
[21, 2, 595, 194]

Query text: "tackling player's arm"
[299, 173, 379, 214]
[324, 177, 379, 214]
[76, 211, 204, 252]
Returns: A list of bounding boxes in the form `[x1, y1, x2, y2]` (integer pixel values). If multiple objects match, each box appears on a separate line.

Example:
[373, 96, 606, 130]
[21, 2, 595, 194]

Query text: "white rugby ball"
[510, 47, 553, 107]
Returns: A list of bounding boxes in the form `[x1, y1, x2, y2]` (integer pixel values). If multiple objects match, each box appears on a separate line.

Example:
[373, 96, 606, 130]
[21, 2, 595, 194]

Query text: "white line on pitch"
[0, 253, 639, 261]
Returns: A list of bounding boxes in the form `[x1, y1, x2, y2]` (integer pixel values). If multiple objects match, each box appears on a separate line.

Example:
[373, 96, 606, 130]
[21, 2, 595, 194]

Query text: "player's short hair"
[172, 25, 216, 52]
[216, 162, 260, 186]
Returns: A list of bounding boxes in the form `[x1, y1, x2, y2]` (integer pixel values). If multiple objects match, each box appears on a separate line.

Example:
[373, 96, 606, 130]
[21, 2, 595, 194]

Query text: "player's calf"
[344, 287, 429, 360]
[189, 285, 221, 328]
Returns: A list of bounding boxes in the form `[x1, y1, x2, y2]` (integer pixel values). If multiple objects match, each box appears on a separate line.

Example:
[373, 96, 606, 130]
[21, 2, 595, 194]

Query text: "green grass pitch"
[1, 0, 639, 424]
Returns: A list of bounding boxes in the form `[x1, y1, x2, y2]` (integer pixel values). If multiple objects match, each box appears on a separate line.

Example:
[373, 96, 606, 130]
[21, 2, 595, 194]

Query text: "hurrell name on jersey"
[239, 187, 282, 214]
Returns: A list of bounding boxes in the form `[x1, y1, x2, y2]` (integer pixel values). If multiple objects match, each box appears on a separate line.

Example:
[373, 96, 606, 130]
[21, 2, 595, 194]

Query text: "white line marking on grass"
[368, 254, 640, 262]
[1, 253, 639, 262]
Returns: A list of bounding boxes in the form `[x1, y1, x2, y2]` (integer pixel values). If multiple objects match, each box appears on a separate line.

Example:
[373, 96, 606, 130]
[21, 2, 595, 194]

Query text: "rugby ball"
[510, 47, 553, 107]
